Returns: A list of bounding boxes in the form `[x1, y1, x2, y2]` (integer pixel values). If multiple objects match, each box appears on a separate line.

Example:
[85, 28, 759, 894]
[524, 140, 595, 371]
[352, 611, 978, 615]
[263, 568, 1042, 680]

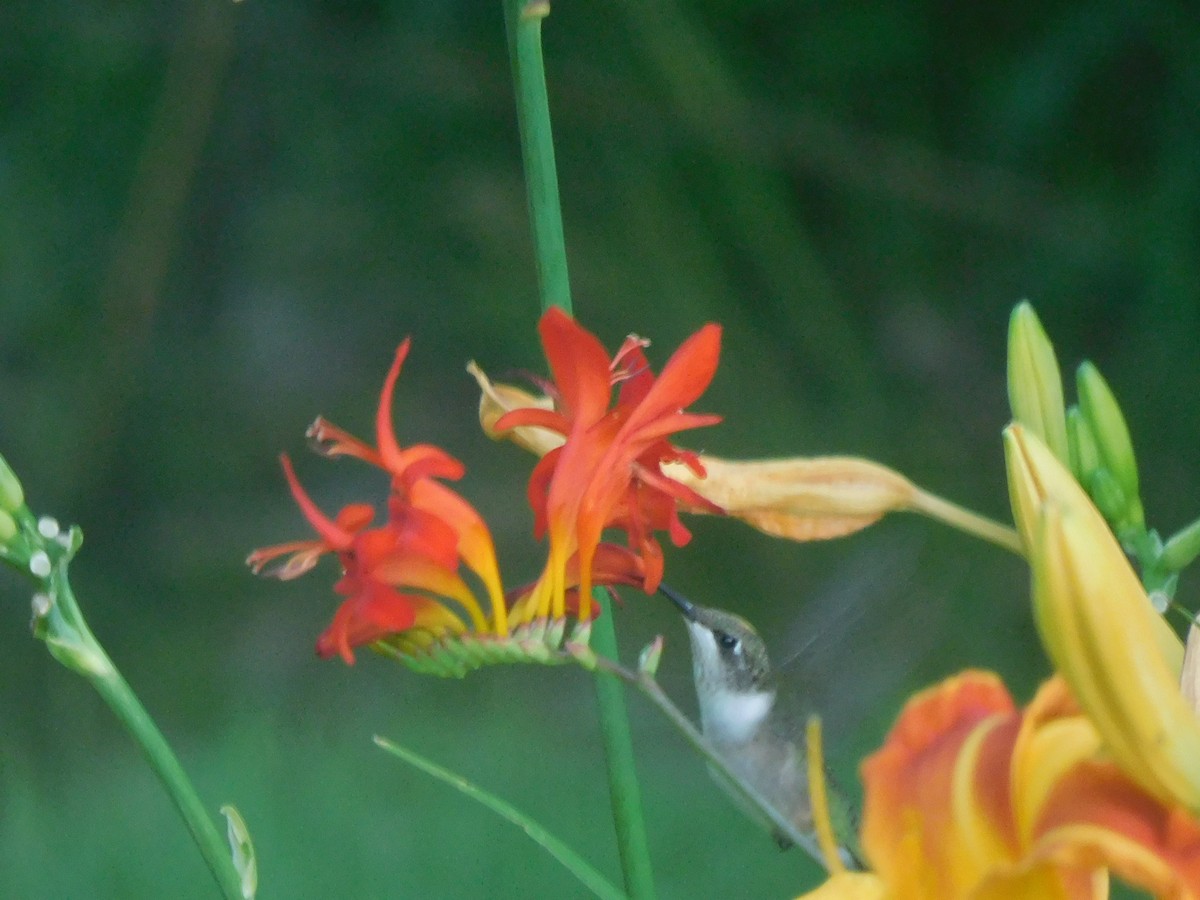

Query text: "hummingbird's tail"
[825, 768, 866, 871]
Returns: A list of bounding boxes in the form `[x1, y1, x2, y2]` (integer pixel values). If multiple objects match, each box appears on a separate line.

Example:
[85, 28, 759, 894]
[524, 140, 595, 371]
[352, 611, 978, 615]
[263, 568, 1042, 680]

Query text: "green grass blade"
[374, 735, 627, 900]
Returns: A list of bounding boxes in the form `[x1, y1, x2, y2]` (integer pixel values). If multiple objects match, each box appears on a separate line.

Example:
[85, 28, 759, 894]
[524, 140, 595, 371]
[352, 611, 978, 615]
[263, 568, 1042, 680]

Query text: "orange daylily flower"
[248, 341, 507, 662]
[801, 671, 1200, 899]
[493, 307, 723, 621]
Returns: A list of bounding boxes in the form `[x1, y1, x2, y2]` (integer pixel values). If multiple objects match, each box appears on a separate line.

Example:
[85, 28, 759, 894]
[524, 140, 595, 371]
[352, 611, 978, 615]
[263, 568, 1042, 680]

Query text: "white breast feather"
[700, 688, 774, 744]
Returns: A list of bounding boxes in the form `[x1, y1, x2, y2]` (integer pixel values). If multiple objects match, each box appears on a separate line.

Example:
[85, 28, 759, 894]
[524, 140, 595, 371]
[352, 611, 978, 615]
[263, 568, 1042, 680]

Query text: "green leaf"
[374, 735, 626, 900]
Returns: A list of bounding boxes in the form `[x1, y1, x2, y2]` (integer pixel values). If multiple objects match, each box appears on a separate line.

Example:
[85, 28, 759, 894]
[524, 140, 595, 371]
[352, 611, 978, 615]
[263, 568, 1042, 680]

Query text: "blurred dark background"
[2, 1, 1198, 896]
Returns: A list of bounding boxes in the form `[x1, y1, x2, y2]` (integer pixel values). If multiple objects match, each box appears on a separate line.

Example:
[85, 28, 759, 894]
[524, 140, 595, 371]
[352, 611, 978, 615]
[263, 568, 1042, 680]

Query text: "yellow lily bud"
[661, 455, 919, 541]
[1006, 302, 1069, 463]
[1076, 361, 1144, 529]
[1005, 424, 1200, 811]
[466, 361, 563, 457]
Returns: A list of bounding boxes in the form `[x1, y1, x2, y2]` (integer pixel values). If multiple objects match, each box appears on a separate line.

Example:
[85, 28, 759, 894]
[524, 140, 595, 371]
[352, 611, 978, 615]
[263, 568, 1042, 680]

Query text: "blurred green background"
[2, 1, 1198, 896]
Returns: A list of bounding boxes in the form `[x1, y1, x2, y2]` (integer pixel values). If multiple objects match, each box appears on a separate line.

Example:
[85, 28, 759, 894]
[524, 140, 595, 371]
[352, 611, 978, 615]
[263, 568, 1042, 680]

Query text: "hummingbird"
[660, 583, 861, 866]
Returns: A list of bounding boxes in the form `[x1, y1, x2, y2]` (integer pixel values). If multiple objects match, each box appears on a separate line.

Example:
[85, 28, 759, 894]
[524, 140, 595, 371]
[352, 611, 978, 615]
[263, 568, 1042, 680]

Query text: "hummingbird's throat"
[699, 687, 776, 744]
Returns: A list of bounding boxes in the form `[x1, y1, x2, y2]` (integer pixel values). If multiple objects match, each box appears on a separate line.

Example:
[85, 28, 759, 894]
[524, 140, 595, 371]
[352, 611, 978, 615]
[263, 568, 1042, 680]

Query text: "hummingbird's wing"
[778, 530, 950, 738]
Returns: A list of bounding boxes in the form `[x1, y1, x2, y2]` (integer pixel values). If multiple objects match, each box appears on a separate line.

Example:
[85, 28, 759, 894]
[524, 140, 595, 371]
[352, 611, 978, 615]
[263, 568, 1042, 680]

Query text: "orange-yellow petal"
[971, 863, 1101, 900]
[1031, 761, 1200, 897]
[861, 671, 1016, 896]
[409, 479, 506, 632]
[795, 872, 886, 900]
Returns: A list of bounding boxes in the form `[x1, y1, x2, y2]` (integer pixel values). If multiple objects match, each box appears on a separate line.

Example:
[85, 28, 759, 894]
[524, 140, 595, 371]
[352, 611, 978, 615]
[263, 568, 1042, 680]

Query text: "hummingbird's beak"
[658, 582, 699, 621]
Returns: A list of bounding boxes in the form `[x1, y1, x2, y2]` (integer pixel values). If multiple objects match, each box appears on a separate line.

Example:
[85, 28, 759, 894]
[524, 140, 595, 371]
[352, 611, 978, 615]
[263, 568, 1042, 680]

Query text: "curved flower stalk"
[1004, 424, 1200, 812]
[0, 453, 251, 899]
[800, 671, 1200, 899]
[484, 307, 724, 622]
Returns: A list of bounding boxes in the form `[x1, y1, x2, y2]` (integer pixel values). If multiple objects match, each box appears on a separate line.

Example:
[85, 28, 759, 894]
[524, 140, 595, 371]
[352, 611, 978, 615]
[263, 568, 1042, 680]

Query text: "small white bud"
[29, 550, 51, 578]
[1149, 590, 1171, 614]
[37, 517, 60, 539]
[31, 592, 52, 618]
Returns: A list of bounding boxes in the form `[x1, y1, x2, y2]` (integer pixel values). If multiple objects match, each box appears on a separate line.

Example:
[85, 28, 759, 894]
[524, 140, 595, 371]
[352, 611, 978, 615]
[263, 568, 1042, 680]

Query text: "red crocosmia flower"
[495, 307, 723, 622]
[247, 455, 370, 578]
[506, 542, 647, 621]
[248, 340, 509, 662]
[308, 340, 508, 634]
[307, 338, 465, 488]
[248, 456, 473, 663]
[585, 542, 649, 590]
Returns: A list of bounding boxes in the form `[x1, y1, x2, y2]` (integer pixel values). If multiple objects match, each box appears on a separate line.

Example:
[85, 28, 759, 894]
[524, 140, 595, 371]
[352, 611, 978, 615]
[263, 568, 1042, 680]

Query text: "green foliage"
[3, 0, 1199, 895]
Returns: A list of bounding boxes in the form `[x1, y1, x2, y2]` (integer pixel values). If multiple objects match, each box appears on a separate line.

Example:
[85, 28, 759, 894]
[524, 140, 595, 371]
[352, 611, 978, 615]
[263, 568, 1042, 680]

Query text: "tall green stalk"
[500, 2, 656, 896]
[502, 0, 572, 311]
[8, 508, 247, 900]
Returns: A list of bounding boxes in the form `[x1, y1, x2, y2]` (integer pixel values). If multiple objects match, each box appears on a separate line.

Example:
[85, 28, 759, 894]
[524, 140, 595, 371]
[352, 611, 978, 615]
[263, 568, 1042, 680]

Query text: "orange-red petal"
[538, 306, 614, 425]
[861, 671, 1016, 896]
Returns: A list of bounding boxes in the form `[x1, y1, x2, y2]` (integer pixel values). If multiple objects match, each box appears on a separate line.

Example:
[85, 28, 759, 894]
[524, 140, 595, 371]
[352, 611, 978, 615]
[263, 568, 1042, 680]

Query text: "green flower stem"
[51, 574, 245, 900]
[502, 0, 571, 311]
[501, 1, 656, 895]
[909, 488, 1024, 557]
[375, 736, 626, 900]
[586, 600, 656, 897]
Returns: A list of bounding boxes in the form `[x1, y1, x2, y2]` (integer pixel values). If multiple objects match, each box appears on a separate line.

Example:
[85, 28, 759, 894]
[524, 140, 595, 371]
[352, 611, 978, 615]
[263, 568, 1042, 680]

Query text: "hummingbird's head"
[660, 584, 775, 696]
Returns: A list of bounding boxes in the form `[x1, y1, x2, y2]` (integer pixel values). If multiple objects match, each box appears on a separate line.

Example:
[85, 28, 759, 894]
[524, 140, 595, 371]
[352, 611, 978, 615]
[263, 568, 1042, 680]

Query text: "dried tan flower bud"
[467, 361, 563, 458]
[661, 455, 919, 541]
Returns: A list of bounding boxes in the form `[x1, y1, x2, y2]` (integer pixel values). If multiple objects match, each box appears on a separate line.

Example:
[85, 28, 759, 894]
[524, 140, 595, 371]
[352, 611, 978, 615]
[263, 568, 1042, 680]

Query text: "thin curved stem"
[910, 488, 1024, 556]
[375, 736, 626, 900]
[52, 574, 246, 899]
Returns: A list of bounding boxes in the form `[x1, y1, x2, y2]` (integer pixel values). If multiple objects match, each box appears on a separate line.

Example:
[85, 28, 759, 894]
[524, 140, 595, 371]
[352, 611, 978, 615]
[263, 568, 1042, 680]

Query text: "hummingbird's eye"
[715, 631, 739, 652]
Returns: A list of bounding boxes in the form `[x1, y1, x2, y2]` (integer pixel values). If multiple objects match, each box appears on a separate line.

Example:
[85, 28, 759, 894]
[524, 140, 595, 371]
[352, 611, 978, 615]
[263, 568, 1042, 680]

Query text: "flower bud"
[1163, 516, 1200, 573]
[637, 635, 664, 677]
[0, 510, 15, 543]
[661, 455, 919, 542]
[1183, 625, 1200, 716]
[220, 805, 258, 900]
[1066, 405, 1100, 484]
[0, 452, 25, 513]
[1005, 424, 1200, 812]
[467, 362, 563, 457]
[1006, 302, 1069, 463]
[1087, 469, 1131, 529]
[1076, 361, 1143, 529]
